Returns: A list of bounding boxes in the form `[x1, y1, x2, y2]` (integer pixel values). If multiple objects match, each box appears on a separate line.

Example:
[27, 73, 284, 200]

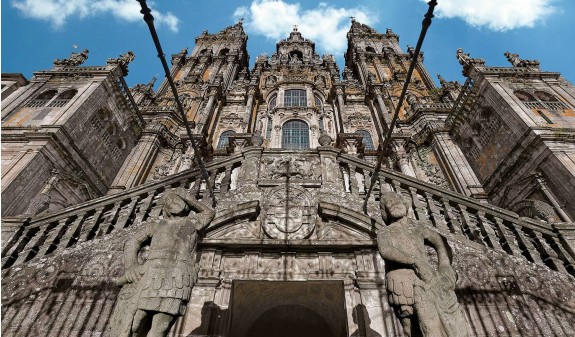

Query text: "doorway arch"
[248, 304, 335, 337]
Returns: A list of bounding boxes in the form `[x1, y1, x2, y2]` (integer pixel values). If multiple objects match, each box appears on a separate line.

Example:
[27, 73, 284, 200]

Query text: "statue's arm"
[117, 223, 154, 285]
[175, 188, 215, 230]
[377, 231, 416, 266]
[421, 226, 451, 267]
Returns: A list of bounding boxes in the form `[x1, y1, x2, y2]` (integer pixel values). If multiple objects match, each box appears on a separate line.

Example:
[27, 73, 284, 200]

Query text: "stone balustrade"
[2, 148, 574, 279]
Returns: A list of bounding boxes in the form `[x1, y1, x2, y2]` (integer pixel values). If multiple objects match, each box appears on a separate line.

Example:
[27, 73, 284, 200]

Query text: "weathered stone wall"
[3, 212, 574, 337]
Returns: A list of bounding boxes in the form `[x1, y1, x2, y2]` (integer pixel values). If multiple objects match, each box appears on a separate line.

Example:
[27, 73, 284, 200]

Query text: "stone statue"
[54, 49, 89, 66]
[376, 192, 467, 337]
[504, 51, 540, 68]
[109, 187, 215, 337]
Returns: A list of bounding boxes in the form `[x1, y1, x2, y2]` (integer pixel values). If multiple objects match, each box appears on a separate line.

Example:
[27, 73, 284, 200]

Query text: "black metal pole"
[363, 0, 438, 213]
[137, 0, 216, 207]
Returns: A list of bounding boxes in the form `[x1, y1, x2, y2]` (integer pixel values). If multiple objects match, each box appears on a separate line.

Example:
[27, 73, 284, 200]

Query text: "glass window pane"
[217, 130, 236, 149]
[282, 120, 309, 149]
[284, 89, 307, 107]
[356, 130, 375, 150]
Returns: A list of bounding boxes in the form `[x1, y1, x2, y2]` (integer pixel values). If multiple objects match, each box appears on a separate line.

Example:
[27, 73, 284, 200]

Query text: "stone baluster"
[458, 205, 481, 243]
[492, 217, 522, 256]
[115, 197, 140, 229]
[511, 225, 545, 265]
[80, 208, 107, 242]
[220, 166, 233, 193]
[100, 203, 123, 235]
[13, 226, 51, 265]
[409, 187, 428, 222]
[441, 198, 463, 235]
[1, 227, 39, 268]
[531, 231, 568, 274]
[476, 212, 504, 251]
[425, 193, 450, 232]
[208, 170, 218, 197]
[59, 215, 86, 248]
[552, 222, 575, 258]
[362, 170, 371, 195]
[36, 221, 69, 256]
[547, 236, 575, 273]
[132, 193, 156, 226]
[349, 164, 359, 195]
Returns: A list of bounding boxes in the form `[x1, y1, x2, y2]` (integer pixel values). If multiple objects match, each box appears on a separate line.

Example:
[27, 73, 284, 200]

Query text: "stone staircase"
[2, 147, 574, 279]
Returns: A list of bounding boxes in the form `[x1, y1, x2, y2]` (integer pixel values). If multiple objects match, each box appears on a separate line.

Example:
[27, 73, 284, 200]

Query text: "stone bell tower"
[1, 50, 143, 216]
[448, 49, 575, 221]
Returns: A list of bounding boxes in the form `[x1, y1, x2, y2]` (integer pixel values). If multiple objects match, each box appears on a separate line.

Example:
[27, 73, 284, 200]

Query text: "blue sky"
[2, 0, 574, 89]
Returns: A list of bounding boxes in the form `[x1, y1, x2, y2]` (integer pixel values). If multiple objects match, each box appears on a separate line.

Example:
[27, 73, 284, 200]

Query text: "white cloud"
[425, 0, 557, 31]
[11, 0, 180, 32]
[233, 0, 377, 55]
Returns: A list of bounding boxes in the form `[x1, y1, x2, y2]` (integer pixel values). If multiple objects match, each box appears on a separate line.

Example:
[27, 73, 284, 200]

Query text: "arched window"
[514, 90, 569, 111]
[217, 130, 236, 149]
[534, 91, 569, 110]
[48, 89, 77, 107]
[284, 89, 307, 107]
[269, 95, 277, 109]
[366, 46, 376, 53]
[26, 90, 57, 108]
[282, 120, 309, 149]
[314, 95, 322, 108]
[356, 130, 375, 150]
[219, 48, 230, 56]
[266, 117, 273, 139]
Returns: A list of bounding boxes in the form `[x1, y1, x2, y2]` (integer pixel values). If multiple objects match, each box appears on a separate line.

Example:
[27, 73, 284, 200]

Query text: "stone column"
[336, 86, 347, 131]
[357, 54, 369, 87]
[372, 86, 391, 127]
[197, 86, 219, 133]
[535, 173, 572, 222]
[223, 55, 238, 88]
[108, 123, 164, 194]
[393, 140, 416, 177]
[243, 86, 257, 132]
[209, 57, 224, 83]
[431, 132, 487, 199]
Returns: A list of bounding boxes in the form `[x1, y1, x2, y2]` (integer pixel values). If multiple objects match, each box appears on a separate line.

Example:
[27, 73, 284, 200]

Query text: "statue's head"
[380, 192, 410, 223]
[162, 192, 189, 217]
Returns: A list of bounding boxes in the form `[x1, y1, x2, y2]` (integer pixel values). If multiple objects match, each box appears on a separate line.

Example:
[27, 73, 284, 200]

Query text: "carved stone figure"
[54, 48, 89, 66]
[109, 187, 215, 337]
[504, 51, 540, 68]
[376, 192, 467, 337]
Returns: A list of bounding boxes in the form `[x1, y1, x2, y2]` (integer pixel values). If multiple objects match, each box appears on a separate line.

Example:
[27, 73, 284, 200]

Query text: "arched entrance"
[228, 281, 347, 337]
[248, 305, 335, 337]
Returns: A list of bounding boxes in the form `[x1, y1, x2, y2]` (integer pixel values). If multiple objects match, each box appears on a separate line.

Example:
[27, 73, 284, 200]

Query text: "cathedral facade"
[2, 20, 575, 336]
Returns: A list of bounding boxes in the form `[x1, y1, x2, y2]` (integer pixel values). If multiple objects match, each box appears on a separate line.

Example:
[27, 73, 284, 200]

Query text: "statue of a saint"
[376, 192, 467, 337]
[109, 187, 215, 337]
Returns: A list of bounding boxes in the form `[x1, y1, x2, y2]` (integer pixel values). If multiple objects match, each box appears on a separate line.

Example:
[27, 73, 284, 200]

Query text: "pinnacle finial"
[293, 24, 298, 32]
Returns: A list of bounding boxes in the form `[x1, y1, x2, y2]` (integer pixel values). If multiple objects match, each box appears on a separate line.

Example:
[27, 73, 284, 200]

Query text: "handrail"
[2, 148, 573, 278]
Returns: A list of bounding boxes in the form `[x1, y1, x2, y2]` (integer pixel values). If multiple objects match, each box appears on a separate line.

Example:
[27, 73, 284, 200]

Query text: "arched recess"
[281, 119, 309, 149]
[26, 89, 57, 107]
[247, 305, 336, 337]
[48, 89, 77, 107]
[217, 130, 236, 149]
[356, 130, 375, 150]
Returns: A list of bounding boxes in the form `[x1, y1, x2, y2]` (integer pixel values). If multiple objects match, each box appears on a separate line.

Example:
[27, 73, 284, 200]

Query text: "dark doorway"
[228, 281, 347, 337]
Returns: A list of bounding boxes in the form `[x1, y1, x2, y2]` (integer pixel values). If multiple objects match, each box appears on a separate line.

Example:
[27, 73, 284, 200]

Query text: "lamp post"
[137, 0, 216, 207]
[363, 0, 438, 213]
